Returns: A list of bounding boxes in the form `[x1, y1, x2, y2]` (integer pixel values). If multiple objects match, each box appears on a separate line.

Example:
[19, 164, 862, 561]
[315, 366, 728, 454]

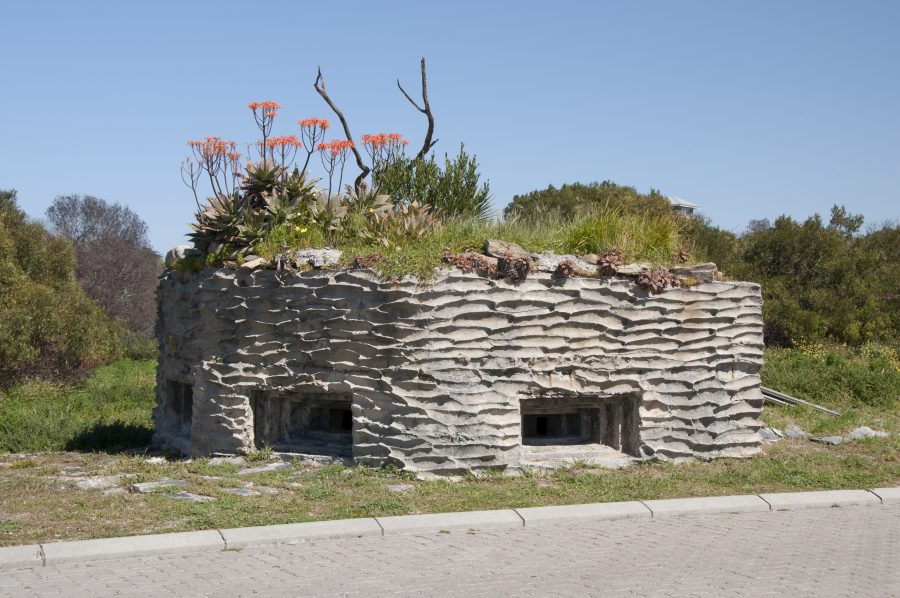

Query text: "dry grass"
[1, 432, 896, 547]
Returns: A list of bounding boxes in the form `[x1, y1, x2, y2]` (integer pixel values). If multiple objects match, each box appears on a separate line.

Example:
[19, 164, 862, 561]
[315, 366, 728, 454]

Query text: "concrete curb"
[515, 501, 650, 525]
[220, 518, 383, 549]
[376, 509, 523, 536]
[0, 545, 43, 569]
[41, 530, 225, 566]
[869, 487, 900, 504]
[759, 489, 881, 510]
[642, 494, 771, 517]
[1, 487, 896, 570]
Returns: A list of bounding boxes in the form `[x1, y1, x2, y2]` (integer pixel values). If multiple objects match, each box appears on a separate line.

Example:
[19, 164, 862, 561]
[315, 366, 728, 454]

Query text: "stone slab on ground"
[237, 462, 290, 476]
[869, 487, 900, 504]
[165, 491, 215, 503]
[811, 435, 846, 445]
[223, 488, 259, 497]
[376, 509, 523, 536]
[0, 545, 42, 570]
[68, 474, 135, 490]
[516, 501, 650, 526]
[642, 494, 771, 517]
[220, 519, 382, 549]
[847, 427, 889, 440]
[131, 478, 187, 493]
[760, 489, 881, 510]
[40, 530, 224, 565]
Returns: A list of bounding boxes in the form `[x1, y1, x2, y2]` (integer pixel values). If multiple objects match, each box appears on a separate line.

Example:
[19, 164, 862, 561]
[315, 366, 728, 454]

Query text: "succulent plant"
[497, 253, 532, 282]
[598, 246, 623, 275]
[188, 192, 246, 252]
[312, 190, 350, 235]
[240, 160, 284, 209]
[554, 259, 577, 280]
[637, 267, 680, 294]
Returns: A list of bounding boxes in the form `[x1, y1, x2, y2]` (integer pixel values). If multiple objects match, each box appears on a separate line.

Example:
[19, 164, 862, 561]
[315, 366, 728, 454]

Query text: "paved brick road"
[2, 504, 898, 597]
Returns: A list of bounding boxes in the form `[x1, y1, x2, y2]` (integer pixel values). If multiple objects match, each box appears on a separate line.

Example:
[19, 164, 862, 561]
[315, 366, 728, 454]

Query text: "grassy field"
[0, 345, 896, 547]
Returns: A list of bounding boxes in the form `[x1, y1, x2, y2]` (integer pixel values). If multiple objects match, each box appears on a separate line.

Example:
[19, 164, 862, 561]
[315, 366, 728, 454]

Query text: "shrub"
[727, 208, 898, 347]
[0, 190, 122, 385]
[375, 144, 492, 220]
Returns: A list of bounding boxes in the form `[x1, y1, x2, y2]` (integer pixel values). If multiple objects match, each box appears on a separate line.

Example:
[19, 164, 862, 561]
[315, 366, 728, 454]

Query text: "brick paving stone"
[0, 504, 897, 597]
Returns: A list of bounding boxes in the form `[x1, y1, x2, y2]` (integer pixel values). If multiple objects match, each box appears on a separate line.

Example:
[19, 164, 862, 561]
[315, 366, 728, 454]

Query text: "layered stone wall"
[154, 266, 764, 475]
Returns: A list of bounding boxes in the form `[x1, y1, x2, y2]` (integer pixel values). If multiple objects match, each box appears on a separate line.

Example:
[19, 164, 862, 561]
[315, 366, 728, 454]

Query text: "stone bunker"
[154, 257, 765, 475]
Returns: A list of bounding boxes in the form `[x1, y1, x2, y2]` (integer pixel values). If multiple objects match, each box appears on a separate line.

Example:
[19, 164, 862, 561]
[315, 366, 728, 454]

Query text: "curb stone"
[41, 530, 225, 565]
[759, 489, 881, 510]
[869, 488, 900, 504]
[220, 519, 382, 549]
[376, 509, 523, 536]
[642, 495, 771, 517]
[1, 487, 896, 570]
[515, 501, 650, 525]
[0, 545, 43, 569]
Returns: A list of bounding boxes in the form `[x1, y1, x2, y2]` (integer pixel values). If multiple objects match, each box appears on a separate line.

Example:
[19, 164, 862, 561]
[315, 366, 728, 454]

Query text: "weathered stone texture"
[154, 268, 764, 474]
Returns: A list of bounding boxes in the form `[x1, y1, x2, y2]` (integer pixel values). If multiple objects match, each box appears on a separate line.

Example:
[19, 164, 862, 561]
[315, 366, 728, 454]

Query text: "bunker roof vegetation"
[174, 94, 710, 281]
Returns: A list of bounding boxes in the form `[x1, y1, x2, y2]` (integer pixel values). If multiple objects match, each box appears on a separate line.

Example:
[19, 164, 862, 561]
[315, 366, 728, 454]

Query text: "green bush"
[503, 181, 737, 266]
[375, 144, 492, 220]
[0, 190, 122, 385]
[726, 208, 898, 347]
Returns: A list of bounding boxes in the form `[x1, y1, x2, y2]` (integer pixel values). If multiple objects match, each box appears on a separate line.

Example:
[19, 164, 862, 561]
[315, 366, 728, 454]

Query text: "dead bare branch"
[397, 58, 438, 161]
[314, 67, 371, 193]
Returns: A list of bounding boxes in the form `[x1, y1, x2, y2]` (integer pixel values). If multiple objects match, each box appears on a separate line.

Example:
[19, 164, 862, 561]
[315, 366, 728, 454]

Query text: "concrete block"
[41, 530, 224, 565]
[220, 519, 382, 548]
[868, 487, 900, 504]
[516, 501, 651, 526]
[642, 495, 771, 517]
[376, 509, 523, 536]
[759, 490, 881, 510]
[0, 545, 43, 570]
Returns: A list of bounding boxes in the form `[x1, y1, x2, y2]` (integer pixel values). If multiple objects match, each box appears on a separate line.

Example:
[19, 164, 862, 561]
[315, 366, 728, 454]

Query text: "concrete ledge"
[516, 501, 650, 526]
[0, 545, 43, 570]
[221, 518, 382, 549]
[759, 490, 881, 510]
[41, 530, 224, 565]
[376, 509, 523, 536]
[868, 487, 900, 504]
[643, 495, 770, 517]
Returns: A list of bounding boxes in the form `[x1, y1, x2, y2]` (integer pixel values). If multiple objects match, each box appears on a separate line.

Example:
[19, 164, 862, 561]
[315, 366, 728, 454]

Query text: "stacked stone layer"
[155, 267, 764, 474]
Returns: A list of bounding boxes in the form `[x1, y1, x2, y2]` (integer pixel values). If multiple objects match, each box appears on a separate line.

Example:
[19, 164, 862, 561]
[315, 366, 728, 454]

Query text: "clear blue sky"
[2, 0, 898, 253]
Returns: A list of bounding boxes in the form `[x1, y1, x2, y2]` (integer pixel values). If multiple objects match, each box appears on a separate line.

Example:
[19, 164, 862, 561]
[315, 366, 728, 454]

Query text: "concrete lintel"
[867, 487, 900, 504]
[643, 495, 771, 517]
[515, 501, 651, 526]
[0, 545, 43, 570]
[220, 518, 382, 549]
[759, 490, 881, 510]
[41, 530, 225, 565]
[376, 509, 523, 536]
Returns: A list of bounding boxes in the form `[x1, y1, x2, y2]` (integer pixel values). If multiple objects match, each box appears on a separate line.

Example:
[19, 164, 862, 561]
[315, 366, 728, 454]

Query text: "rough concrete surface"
[155, 267, 765, 474]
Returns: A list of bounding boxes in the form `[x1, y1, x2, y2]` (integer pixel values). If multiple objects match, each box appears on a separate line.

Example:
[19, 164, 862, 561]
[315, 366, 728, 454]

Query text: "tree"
[0, 190, 122, 384]
[46, 195, 160, 339]
[728, 206, 897, 347]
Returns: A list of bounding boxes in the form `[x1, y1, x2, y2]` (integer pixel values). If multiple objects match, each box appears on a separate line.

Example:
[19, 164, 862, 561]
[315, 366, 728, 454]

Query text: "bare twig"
[397, 57, 438, 161]
[314, 67, 370, 193]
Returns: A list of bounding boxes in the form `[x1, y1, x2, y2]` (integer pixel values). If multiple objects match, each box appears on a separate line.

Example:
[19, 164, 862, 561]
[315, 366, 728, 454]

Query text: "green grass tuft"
[0, 358, 156, 453]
